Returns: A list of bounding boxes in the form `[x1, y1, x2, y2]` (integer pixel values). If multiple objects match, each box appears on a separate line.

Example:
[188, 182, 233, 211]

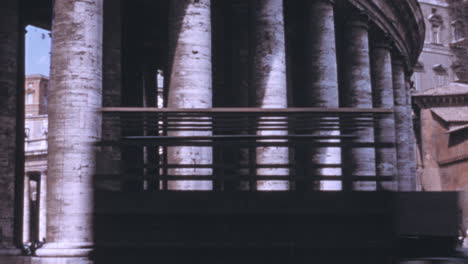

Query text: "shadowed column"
[393, 58, 415, 191]
[35, 0, 103, 261]
[99, 0, 123, 191]
[251, 0, 289, 191]
[0, 0, 21, 258]
[406, 76, 417, 190]
[305, 0, 341, 191]
[167, 0, 213, 190]
[370, 38, 397, 191]
[340, 13, 376, 191]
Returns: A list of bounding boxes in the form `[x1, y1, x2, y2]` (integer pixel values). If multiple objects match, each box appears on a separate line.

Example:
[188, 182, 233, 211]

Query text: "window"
[452, 20, 464, 42]
[26, 92, 34, 104]
[411, 62, 424, 91]
[411, 72, 422, 91]
[452, 61, 467, 82]
[436, 73, 447, 86]
[431, 25, 441, 44]
[433, 64, 448, 87]
[428, 9, 443, 45]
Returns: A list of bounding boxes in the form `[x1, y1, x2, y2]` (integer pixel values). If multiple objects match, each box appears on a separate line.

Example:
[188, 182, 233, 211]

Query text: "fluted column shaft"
[167, 0, 212, 190]
[341, 15, 376, 191]
[393, 59, 415, 191]
[0, 0, 21, 256]
[36, 0, 103, 260]
[305, 0, 341, 191]
[406, 79, 417, 189]
[370, 41, 397, 190]
[251, 0, 289, 191]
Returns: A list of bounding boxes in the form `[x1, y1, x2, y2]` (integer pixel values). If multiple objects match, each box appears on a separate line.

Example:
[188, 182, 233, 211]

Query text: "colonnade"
[0, 0, 419, 261]
[159, 0, 415, 192]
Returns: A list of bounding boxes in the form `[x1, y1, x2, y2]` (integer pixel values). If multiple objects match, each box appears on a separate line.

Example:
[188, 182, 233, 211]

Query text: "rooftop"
[413, 82, 468, 97]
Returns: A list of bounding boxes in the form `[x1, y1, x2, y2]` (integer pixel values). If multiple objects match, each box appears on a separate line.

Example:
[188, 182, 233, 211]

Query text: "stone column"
[370, 39, 397, 191]
[22, 175, 30, 243]
[406, 77, 417, 189]
[143, 66, 159, 190]
[392, 57, 414, 191]
[167, 0, 212, 191]
[35, 0, 103, 261]
[39, 171, 47, 242]
[340, 14, 376, 191]
[0, 0, 21, 257]
[251, 0, 289, 191]
[305, 0, 341, 191]
[98, 0, 123, 191]
[228, 3, 250, 190]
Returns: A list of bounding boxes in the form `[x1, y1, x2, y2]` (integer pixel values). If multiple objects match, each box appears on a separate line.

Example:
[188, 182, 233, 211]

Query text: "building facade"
[0, 0, 461, 264]
[413, 0, 468, 191]
[413, 0, 468, 91]
[23, 75, 48, 250]
[411, 0, 468, 238]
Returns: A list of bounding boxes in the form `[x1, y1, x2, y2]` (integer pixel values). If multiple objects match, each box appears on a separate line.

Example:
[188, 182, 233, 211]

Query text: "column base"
[0, 255, 32, 264]
[0, 248, 30, 264]
[31, 257, 92, 264]
[35, 242, 93, 258]
[0, 247, 22, 255]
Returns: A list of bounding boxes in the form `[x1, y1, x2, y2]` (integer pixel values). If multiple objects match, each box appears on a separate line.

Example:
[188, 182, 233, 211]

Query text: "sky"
[25, 25, 51, 77]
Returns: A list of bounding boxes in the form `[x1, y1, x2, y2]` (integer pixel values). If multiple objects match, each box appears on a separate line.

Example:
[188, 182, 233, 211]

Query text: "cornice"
[412, 94, 468, 109]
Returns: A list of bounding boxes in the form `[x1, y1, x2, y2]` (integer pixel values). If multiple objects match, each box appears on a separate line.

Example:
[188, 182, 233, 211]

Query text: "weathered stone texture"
[370, 42, 397, 190]
[341, 16, 376, 191]
[36, 0, 103, 258]
[419, 108, 443, 191]
[305, 0, 341, 190]
[0, 0, 19, 252]
[167, 0, 213, 190]
[251, 0, 289, 191]
[406, 79, 417, 187]
[393, 59, 414, 191]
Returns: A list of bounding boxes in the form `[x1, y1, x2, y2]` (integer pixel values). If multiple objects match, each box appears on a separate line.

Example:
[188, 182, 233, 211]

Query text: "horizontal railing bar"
[113, 116, 378, 120]
[123, 135, 356, 140]
[112, 118, 376, 122]
[123, 164, 343, 169]
[95, 174, 394, 181]
[97, 141, 395, 148]
[101, 107, 394, 113]
[114, 122, 375, 127]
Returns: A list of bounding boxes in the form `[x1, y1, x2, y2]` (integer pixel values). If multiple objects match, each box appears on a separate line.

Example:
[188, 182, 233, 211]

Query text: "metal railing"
[98, 107, 395, 192]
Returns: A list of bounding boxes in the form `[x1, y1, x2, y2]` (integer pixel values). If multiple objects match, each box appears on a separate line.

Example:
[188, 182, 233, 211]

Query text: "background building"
[412, 0, 468, 239]
[23, 75, 48, 248]
[413, 0, 468, 192]
[413, 0, 468, 91]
